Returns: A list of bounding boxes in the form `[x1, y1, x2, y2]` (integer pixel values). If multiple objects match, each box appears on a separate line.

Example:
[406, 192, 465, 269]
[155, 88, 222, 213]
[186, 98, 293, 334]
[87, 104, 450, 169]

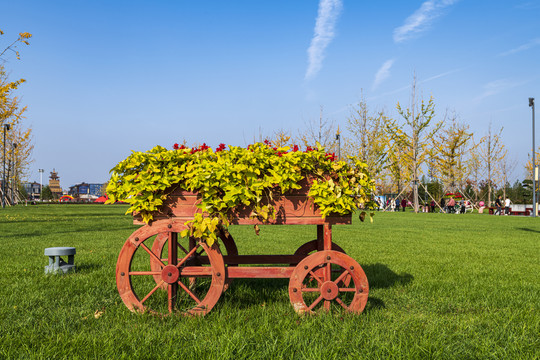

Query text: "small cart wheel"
[288, 250, 368, 314]
[117, 220, 225, 315]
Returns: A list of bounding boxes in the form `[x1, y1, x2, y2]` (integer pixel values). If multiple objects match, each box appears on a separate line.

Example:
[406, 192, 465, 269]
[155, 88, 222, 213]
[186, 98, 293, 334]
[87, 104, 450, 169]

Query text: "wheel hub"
[161, 265, 180, 284]
[320, 281, 339, 300]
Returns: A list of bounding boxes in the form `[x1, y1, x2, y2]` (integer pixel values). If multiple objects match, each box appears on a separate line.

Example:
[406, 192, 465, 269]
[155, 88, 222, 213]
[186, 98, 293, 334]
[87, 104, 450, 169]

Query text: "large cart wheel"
[288, 250, 368, 314]
[117, 220, 225, 315]
[150, 226, 238, 290]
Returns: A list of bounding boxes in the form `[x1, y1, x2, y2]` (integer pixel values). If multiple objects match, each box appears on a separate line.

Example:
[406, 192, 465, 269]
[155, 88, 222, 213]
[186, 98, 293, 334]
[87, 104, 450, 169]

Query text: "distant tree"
[343, 99, 388, 187]
[384, 141, 410, 195]
[41, 185, 53, 200]
[499, 156, 517, 200]
[432, 114, 472, 192]
[476, 124, 506, 206]
[271, 129, 292, 148]
[467, 141, 483, 202]
[524, 146, 540, 181]
[521, 179, 533, 203]
[1, 30, 33, 183]
[385, 79, 443, 212]
[298, 106, 338, 152]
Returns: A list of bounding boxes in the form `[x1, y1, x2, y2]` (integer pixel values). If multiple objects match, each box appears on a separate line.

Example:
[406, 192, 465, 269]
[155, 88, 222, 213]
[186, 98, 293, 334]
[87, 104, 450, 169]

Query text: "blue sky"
[1, 0, 539, 187]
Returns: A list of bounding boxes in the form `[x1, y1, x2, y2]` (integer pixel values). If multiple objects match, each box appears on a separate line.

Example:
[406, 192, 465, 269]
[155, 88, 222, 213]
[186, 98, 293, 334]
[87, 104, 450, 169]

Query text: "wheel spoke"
[168, 282, 177, 313]
[301, 287, 321, 293]
[129, 271, 161, 275]
[308, 295, 324, 311]
[178, 279, 201, 304]
[335, 297, 348, 309]
[323, 300, 331, 311]
[338, 287, 357, 292]
[140, 242, 165, 268]
[140, 280, 165, 304]
[308, 270, 323, 285]
[176, 244, 199, 269]
[177, 242, 189, 255]
[333, 269, 349, 286]
[325, 263, 331, 282]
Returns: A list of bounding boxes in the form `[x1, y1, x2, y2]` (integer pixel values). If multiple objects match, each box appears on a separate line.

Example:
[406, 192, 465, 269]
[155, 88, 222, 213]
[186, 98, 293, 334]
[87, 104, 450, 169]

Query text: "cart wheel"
[288, 250, 368, 314]
[150, 226, 238, 291]
[117, 220, 225, 315]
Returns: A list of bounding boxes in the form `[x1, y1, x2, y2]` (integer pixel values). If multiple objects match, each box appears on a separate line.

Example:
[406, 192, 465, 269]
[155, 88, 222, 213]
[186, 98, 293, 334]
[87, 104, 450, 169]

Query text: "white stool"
[44, 247, 76, 274]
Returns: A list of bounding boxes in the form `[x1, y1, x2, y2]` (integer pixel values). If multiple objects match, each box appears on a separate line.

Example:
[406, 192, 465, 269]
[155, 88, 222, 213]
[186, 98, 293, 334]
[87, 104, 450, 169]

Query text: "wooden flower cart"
[116, 183, 369, 315]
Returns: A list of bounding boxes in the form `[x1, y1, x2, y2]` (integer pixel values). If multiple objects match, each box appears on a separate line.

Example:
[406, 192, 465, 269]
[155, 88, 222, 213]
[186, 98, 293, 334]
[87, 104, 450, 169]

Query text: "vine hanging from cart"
[106, 141, 376, 244]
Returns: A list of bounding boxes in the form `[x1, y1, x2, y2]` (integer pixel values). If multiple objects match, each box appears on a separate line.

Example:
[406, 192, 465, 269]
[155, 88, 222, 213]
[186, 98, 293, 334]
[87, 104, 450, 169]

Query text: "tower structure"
[49, 169, 63, 197]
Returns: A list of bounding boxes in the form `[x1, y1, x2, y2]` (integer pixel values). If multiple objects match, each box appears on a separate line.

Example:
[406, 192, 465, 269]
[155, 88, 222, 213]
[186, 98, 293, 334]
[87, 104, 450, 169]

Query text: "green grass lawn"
[0, 204, 538, 359]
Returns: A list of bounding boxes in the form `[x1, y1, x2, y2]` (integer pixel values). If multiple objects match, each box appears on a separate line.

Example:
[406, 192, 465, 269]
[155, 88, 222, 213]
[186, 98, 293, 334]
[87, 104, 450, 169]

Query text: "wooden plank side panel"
[133, 187, 352, 225]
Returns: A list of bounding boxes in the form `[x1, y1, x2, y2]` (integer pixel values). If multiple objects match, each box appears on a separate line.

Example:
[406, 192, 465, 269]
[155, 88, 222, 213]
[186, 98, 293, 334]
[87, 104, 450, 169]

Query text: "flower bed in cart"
[106, 142, 376, 315]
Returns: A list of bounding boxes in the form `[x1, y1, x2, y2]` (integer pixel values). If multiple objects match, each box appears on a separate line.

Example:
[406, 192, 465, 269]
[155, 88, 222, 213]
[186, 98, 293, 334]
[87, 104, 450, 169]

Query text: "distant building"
[69, 183, 104, 200]
[22, 182, 41, 199]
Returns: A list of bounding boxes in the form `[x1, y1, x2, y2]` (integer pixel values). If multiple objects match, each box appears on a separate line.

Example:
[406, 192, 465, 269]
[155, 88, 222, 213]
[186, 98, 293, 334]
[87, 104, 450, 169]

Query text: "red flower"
[216, 143, 226, 152]
[264, 139, 271, 146]
[305, 146, 314, 152]
[292, 145, 299, 152]
[326, 152, 336, 161]
[173, 143, 179, 150]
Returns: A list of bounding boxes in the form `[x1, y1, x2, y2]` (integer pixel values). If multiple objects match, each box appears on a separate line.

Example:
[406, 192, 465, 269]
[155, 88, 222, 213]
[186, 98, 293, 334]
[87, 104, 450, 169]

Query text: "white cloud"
[305, 0, 343, 80]
[420, 68, 462, 83]
[474, 78, 528, 101]
[498, 38, 540, 57]
[372, 59, 395, 90]
[368, 68, 462, 100]
[393, 0, 458, 43]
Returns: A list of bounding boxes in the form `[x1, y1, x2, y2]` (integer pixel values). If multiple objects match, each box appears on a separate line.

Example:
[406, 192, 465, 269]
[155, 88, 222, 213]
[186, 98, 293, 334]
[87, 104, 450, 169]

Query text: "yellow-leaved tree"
[524, 146, 540, 180]
[343, 99, 389, 191]
[431, 114, 472, 192]
[385, 79, 443, 212]
[1, 30, 33, 203]
[475, 123, 506, 206]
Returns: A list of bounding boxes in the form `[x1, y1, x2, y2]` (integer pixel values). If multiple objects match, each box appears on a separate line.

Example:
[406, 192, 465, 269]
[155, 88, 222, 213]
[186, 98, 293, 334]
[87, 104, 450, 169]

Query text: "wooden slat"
[223, 254, 303, 265]
[227, 266, 295, 279]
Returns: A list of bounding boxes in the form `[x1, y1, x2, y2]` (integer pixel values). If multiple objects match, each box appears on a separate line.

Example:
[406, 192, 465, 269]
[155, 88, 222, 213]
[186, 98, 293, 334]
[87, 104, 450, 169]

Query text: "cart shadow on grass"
[220, 263, 413, 311]
[516, 227, 540, 234]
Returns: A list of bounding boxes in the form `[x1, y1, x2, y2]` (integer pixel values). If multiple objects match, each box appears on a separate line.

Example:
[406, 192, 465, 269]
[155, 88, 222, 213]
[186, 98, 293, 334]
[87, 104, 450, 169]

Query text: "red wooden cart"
[116, 183, 369, 315]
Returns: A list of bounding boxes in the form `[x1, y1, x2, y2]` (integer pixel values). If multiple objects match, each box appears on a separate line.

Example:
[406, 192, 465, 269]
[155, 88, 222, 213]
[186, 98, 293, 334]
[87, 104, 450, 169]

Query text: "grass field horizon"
[1, 204, 538, 359]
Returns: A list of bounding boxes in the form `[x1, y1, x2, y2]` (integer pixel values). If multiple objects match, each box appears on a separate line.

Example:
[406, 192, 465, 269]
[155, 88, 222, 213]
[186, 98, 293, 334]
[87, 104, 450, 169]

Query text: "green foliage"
[41, 185, 53, 200]
[106, 143, 375, 243]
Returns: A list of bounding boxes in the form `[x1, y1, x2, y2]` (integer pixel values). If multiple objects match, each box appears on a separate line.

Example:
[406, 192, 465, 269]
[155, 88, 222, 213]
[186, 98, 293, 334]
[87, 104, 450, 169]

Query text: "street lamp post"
[2, 123, 11, 208]
[38, 168, 44, 201]
[335, 130, 341, 160]
[530, 98, 536, 217]
[11, 143, 17, 205]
